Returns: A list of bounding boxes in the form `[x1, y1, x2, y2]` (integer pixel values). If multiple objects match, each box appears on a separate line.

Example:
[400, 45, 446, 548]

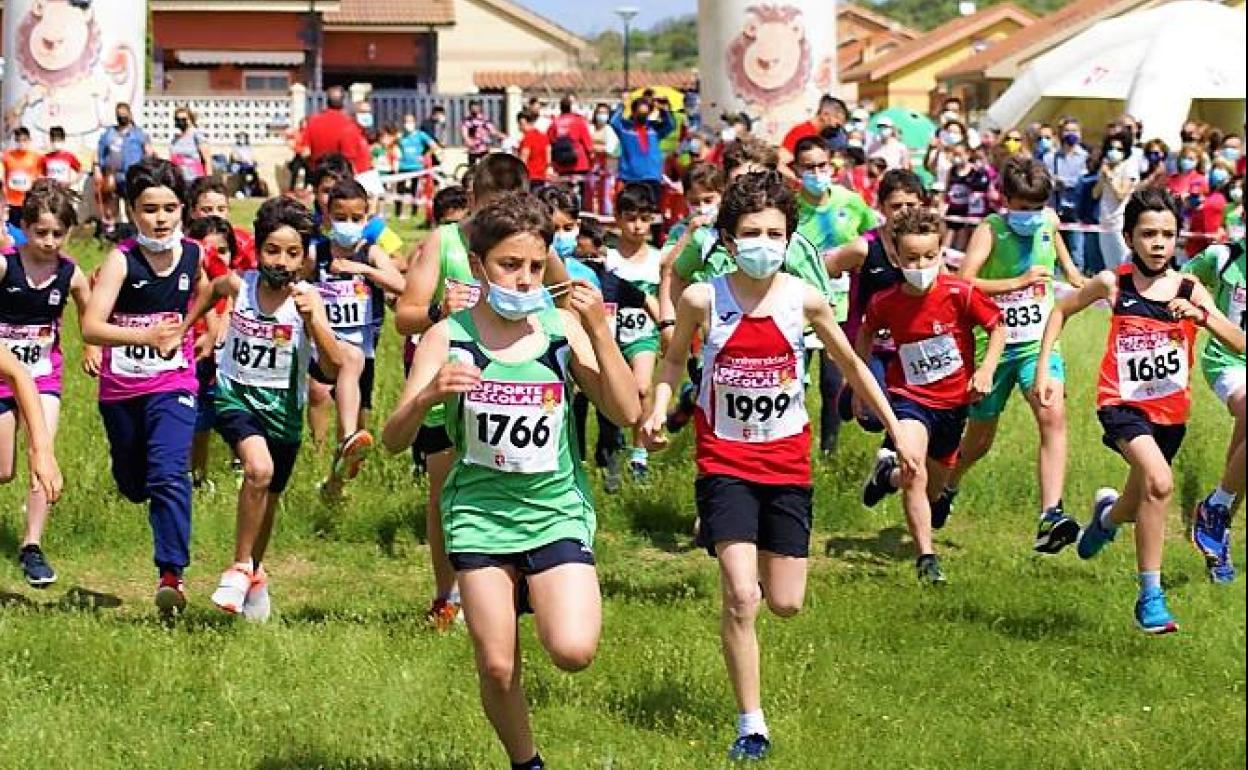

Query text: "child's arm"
[824, 236, 869, 276]
[182, 273, 241, 335]
[0, 346, 61, 503]
[971, 322, 1007, 401]
[641, 282, 708, 450]
[1035, 270, 1115, 405]
[81, 249, 182, 353]
[1172, 283, 1247, 355]
[564, 283, 641, 429]
[1051, 213, 1085, 287]
[68, 266, 102, 375]
[381, 322, 477, 453]
[291, 282, 344, 376]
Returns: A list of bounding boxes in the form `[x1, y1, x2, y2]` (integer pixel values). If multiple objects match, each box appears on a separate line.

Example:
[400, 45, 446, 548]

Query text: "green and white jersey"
[976, 212, 1060, 361]
[425, 222, 480, 429]
[215, 272, 312, 443]
[607, 244, 661, 348]
[1183, 242, 1246, 385]
[441, 308, 594, 555]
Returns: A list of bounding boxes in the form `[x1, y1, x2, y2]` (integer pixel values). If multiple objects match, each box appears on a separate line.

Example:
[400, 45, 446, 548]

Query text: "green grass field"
[0, 204, 1243, 769]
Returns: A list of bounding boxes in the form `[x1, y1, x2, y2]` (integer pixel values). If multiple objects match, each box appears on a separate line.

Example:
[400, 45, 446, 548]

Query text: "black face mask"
[175, 118, 189, 131]
[259, 264, 296, 289]
[1132, 253, 1171, 278]
[116, 114, 130, 127]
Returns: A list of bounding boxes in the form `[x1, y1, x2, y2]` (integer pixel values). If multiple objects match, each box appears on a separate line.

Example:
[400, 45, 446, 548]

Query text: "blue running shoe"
[1190, 497, 1230, 562]
[862, 448, 898, 508]
[1134, 587, 1179, 634]
[1077, 488, 1119, 560]
[1210, 546, 1236, 585]
[1034, 505, 1080, 554]
[931, 487, 957, 530]
[728, 734, 771, 762]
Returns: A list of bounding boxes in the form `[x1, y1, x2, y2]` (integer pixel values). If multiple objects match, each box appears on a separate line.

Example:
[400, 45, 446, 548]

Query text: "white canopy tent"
[986, 0, 1246, 146]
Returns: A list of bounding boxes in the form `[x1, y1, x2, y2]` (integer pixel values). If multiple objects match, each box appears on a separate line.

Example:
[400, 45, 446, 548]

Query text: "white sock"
[447, 587, 462, 605]
[1098, 506, 1117, 531]
[1209, 486, 1237, 510]
[232, 560, 253, 574]
[737, 709, 768, 738]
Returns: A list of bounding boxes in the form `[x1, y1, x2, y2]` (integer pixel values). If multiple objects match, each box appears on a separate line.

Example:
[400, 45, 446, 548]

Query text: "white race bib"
[617, 307, 651, 345]
[218, 312, 296, 387]
[1117, 331, 1188, 401]
[828, 272, 851, 323]
[463, 380, 564, 473]
[1229, 285, 1245, 330]
[8, 170, 32, 193]
[712, 353, 806, 442]
[996, 283, 1050, 344]
[319, 279, 371, 329]
[0, 322, 54, 378]
[108, 312, 186, 377]
[899, 333, 963, 386]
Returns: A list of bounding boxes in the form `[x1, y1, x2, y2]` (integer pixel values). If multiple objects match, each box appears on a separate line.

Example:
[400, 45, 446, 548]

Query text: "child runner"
[183, 197, 343, 620]
[939, 157, 1084, 544]
[382, 191, 640, 770]
[188, 177, 256, 270]
[81, 157, 207, 614]
[1036, 188, 1245, 633]
[1185, 237, 1245, 583]
[308, 178, 404, 502]
[608, 183, 664, 482]
[642, 171, 920, 761]
[859, 206, 1006, 584]
[2, 128, 40, 227]
[0, 181, 89, 585]
[0, 344, 61, 508]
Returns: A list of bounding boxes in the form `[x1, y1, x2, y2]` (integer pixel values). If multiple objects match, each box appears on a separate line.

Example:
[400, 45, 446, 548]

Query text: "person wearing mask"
[547, 94, 594, 188]
[925, 120, 965, 197]
[1219, 134, 1244, 176]
[168, 106, 211, 184]
[997, 129, 1028, 167]
[420, 105, 449, 147]
[39, 126, 82, 188]
[869, 117, 911, 171]
[939, 96, 981, 148]
[608, 95, 675, 206]
[1030, 124, 1056, 162]
[460, 100, 505, 168]
[1186, 160, 1235, 258]
[1093, 130, 1140, 269]
[588, 103, 619, 216]
[395, 113, 440, 220]
[1224, 176, 1245, 242]
[1139, 138, 1170, 189]
[944, 143, 991, 252]
[304, 86, 371, 174]
[1044, 118, 1090, 274]
[94, 103, 153, 237]
[780, 94, 848, 176]
[1168, 144, 1207, 199]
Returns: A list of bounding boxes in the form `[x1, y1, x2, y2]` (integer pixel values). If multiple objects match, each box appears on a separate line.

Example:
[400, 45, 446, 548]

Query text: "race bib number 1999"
[712, 353, 806, 442]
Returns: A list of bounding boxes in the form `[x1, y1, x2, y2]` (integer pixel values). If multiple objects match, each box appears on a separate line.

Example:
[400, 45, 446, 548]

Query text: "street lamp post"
[615, 6, 639, 93]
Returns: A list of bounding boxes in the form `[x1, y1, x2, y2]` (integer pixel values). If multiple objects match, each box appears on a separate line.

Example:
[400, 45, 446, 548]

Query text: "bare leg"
[715, 540, 763, 714]
[21, 395, 61, 546]
[232, 436, 274, 565]
[945, 418, 997, 492]
[889, 420, 934, 556]
[425, 448, 458, 600]
[1114, 435, 1174, 573]
[0, 410, 18, 485]
[758, 552, 808, 618]
[527, 562, 601, 671]
[1024, 385, 1067, 510]
[629, 351, 656, 457]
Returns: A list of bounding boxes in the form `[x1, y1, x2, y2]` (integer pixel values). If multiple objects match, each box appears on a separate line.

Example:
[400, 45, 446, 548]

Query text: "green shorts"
[621, 335, 659, 362]
[969, 350, 1065, 421]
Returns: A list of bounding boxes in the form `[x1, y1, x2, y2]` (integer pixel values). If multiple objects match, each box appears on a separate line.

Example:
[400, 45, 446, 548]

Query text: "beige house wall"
[437, 0, 582, 92]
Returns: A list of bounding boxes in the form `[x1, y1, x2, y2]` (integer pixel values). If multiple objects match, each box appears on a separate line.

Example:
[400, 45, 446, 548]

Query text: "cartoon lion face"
[725, 5, 811, 108]
[17, 0, 102, 89]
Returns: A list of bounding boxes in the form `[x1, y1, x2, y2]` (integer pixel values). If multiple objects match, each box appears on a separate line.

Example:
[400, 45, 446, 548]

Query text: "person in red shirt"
[189, 177, 257, 270]
[858, 206, 1005, 583]
[779, 95, 848, 179]
[3, 127, 42, 226]
[516, 111, 551, 187]
[546, 94, 593, 177]
[39, 126, 82, 187]
[303, 87, 371, 174]
[185, 215, 237, 489]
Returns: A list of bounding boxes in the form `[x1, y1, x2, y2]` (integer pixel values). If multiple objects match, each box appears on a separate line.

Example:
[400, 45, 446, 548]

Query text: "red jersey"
[782, 121, 818, 156]
[40, 151, 81, 184]
[867, 274, 1001, 410]
[518, 129, 550, 182]
[695, 274, 811, 486]
[192, 241, 231, 337]
[1096, 267, 1197, 425]
[2, 149, 41, 206]
[231, 226, 257, 271]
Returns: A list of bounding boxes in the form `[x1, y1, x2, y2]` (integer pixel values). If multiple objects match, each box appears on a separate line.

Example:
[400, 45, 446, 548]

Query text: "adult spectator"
[95, 101, 153, 235]
[1093, 129, 1139, 269]
[420, 105, 449, 146]
[40, 126, 82, 188]
[517, 111, 551, 189]
[1218, 133, 1244, 175]
[608, 94, 675, 205]
[304, 86, 371, 173]
[1030, 123, 1055, 162]
[780, 94, 848, 173]
[395, 112, 440, 219]
[1043, 117, 1090, 273]
[938, 96, 980, 148]
[1186, 159, 1236, 257]
[3, 127, 41, 226]
[168, 105, 211, 183]
[286, 118, 311, 192]
[1167, 143, 1206, 198]
[1140, 138, 1170, 189]
[587, 102, 619, 215]
[868, 116, 911, 170]
[461, 100, 504, 168]
[547, 94, 593, 180]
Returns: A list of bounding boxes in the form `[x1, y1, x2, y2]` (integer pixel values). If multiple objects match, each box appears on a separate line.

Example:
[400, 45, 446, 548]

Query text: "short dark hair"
[1000, 157, 1053, 204]
[13, 127, 31, 140]
[187, 215, 239, 260]
[1124, 187, 1182, 235]
[21, 179, 78, 229]
[124, 157, 186, 207]
[716, 170, 797, 239]
[577, 219, 605, 247]
[326, 179, 369, 211]
[877, 169, 927, 205]
[723, 135, 779, 174]
[189, 176, 228, 207]
[254, 196, 316, 252]
[890, 206, 944, 240]
[683, 162, 725, 195]
[432, 185, 469, 224]
[536, 184, 579, 219]
[311, 153, 353, 190]
[615, 183, 658, 217]
[818, 94, 847, 119]
[468, 191, 553, 257]
[48, 126, 66, 142]
[469, 153, 529, 206]
[559, 96, 573, 114]
[325, 87, 346, 110]
[793, 135, 830, 162]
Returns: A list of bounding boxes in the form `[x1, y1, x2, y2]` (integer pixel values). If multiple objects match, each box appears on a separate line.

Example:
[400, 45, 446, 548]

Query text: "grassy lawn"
[0, 201, 1242, 769]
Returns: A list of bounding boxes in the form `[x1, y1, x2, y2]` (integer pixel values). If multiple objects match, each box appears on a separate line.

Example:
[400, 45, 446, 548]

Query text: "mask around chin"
[486, 281, 552, 320]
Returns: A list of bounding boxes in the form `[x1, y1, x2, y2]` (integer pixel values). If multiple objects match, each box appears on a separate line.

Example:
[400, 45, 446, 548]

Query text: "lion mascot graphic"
[5, 0, 139, 141]
[724, 4, 835, 111]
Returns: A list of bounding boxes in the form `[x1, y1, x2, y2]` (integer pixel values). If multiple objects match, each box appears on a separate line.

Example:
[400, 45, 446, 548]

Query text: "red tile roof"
[937, 0, 1151, 80]
[473, 70, 699, 92]
[839, 2, 920, 39]
[324, 0, 455, 26]
[842, 2, 1036, 82]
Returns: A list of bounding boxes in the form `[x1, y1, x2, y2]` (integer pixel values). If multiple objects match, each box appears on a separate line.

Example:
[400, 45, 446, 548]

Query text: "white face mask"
[721, 127, 737, 143]
[732, 236, 787, 279]
[135, 228, 183, 254]
[901, 264, 940, 291]
[403, 122, 417, 133]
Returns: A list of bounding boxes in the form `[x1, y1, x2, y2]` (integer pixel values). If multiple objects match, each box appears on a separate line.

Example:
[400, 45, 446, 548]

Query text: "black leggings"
[806, 350, 843, 453]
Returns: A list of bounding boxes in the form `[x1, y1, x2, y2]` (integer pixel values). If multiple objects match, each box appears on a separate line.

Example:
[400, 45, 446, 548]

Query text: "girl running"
[0, 180, 88, 586]
[82, 157, 207, 615]
[642, 171, 920, 761]
[1036, 188, 1245, 633]
[183, 197, 344, 620]
[383, 191, 639, 770]
[0, 345, 61, 509]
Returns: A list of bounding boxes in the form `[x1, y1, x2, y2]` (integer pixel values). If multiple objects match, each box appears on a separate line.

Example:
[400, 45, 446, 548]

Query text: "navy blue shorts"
[695, 474, 813, 557]
[0, 392, 59, 415]
[449, 537, 595, 574]
[1098, 405, 1186, 465]
[214, 409, 301, 494]
[310, 355, 376, 411]
[888, 393, 968, 467]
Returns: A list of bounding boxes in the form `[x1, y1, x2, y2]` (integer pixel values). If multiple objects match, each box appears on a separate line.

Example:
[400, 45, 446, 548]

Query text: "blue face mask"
[330, 220, 364, 248]
[1036, 137, 1053, 153]
[552, 229, 578, 259]
[801, 170, 831, 196]
[1222, 147, 1242, 162]
[1006, 209, 1045, 237]
[486, 282, 552, 321]
[732, 236, 787, 279]
[1179, 157, 1197, 172]
[1210, 168, 1231, 188]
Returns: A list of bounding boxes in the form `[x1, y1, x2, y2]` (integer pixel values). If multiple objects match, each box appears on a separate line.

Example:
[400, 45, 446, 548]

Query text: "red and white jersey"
[695, 273, 811, 486]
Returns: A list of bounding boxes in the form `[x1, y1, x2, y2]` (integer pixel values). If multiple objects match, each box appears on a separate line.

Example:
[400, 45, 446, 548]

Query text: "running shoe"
[1034, 505, 1080, 554]
[930, 487, 958, 530]
[1134, 586, 1179, 634]
[155, 571, 187, 616]
[242, 565, 271, 623]
[916, 554, 947, 586]
[1076, 488, 1119, 560]
[861, 448, 898, 508]
[1190, 496, 1231, 562]
[426, 597, 460, 632]
[18, 544, 56, 588]
[630, 461, 650, 484]
[665, 381, 698, 433]
[728, 734, 771, 762]
[332, 429, 374, 482]
[603, 452, 622, 494]
[211, 567, 252, 615]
